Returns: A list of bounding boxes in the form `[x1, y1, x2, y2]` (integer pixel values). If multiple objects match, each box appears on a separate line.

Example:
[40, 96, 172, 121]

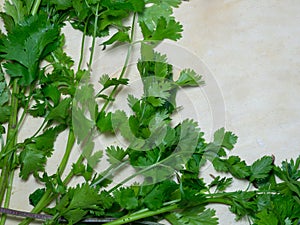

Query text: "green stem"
[91, 160, 128, 188]
[0, 80, 19, 225]
[88, 3, 100, 74]
[0, 170, 15, 225]
[99, 13, 137, 113]
[103, 204, 179, 225]
[57, 129, 75, 177]
[18, 189, 53, 225]
[31, 0, 41, 15]
[19, 156, 84, 225]
[77, 22, 88, 71]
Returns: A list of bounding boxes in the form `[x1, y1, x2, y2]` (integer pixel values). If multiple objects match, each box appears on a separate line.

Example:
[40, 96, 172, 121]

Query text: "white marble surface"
[1, 1, 300, 224]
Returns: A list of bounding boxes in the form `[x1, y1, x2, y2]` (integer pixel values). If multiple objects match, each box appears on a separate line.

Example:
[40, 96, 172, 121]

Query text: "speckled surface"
[1, 1, 300, 224]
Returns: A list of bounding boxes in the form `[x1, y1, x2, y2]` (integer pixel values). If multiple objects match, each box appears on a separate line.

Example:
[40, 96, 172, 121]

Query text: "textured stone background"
[1, 1, 300, 224]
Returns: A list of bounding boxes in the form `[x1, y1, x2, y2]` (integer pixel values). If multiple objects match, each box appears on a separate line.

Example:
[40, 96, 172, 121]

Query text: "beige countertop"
[1, 1, 300, 224]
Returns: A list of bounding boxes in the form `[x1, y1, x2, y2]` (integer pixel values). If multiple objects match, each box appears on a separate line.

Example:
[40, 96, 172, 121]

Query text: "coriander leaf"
[4, 0, 28, 24]
[96, 111, 113, 133]
[49, 0, 72, 10]
[143, 180, 178, 210]
[19, 145, 47, 179]
[114, 187, 139, 210]
[227, 156, 251, 179]
[67, 184, 101, 210]
[140, 17, 183, 41]
[81, 137, 103, 169]
[72, 0, 90, 21]
[98, 190, 115, 209]
[99, 74, 129, 92]
[46, 98, 72, 123]
[102, 0, 145, 13]
[0, 68, 10, 124]
[170, 208, 218, 225]
[208, 175, 233, 192]
[222, 131, 238, 150]
[250, 156, 273, 182]
[106, 146, 127, 165]
[43, 84, 61, 106]
[102, 31, 130, 46]
[254, 209, 278, 225]
[0, 105, 10, 124]
[139, 0, 181, 31]
[212, 156, 251, 179]
[19, 126, 63, 179]
[57, 184, 102, 224]
[176, 69, 204, 87]
[0, 12, 15, 33]
[0, 13, 60, 85]
[29, 188, 46, 207]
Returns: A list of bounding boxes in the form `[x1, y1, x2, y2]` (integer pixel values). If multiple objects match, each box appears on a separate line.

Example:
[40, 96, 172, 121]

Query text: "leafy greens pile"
[0, 0, 299, 225]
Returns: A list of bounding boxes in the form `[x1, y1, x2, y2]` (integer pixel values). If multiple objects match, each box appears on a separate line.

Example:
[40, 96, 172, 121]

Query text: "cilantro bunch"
[0, 1, 299, 225]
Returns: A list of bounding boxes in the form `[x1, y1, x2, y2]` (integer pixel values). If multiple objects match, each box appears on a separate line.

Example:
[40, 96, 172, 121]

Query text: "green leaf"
[250, 156, 273, 182]
[170, 208, 218, 225]
[67, 184, 101, 210]
[140, 17, 183, 41]
[19, 126, 63, 179]
[43, 84, 61, 106]
[0, 68, 10, 124]
[4, 0, 28, 24]
[102, 31, 130, 46]
[102, 0, 145, 12]
[19, 145, 47, 179]
[57, 184, 102, 223]
[72, 0, 90, 21]
[114, 187, 139, 210]
[208, 175, 233, 192]
[143, 180, 178, 210]
[46, 98, 72, 123]
[139, 0, 181, 31]
[96, 112, 113, 133]
[49, 0, 72, 10]
[254, 209, 278, 225]
[29, 188, 46, 207]
[0, 105, 11, 124]
[222, 131, 238, 150]
[99, 74, 129, 92]
[227, 156, 251, 179]
[176, 69, 204, 87]
[0, 13, 60, 85]
[0, 12, 15, 33]
[106, 146, 127, 165]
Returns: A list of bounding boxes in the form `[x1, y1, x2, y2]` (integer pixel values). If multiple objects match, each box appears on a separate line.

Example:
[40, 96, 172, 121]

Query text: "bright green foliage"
[0, 1, 299, 225]
[114, 187, 139, 210]
[19, 126, 64, 179]
[176, 69, 205, 87]
[250, 156, 274, 182]
[170, 208, 218, 225]
[0, 68, 10, 128]
[54, 184, 104, 223]
[0, 13, 60, 85]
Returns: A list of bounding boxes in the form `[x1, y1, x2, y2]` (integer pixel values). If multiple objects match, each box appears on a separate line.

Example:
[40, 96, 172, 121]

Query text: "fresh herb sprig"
[0, 1, 299, 225]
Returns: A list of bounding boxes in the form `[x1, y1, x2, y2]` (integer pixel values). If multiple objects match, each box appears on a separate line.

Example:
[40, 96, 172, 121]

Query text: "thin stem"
[88, 3, 100, 74]
[31, 0, 42, 16]
[103, 204, 178, 225]
[99, 13, 137, 113]
[0, 79, 19, 225]
[0, 170, 14, 225]
[77, 22, 88, 71]
[91, 160, 128, 187]
[57, 129, 75, 177]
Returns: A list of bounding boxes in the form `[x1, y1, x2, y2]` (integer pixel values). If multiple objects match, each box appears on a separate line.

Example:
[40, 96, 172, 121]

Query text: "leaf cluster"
[0, 1, 299, 225]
